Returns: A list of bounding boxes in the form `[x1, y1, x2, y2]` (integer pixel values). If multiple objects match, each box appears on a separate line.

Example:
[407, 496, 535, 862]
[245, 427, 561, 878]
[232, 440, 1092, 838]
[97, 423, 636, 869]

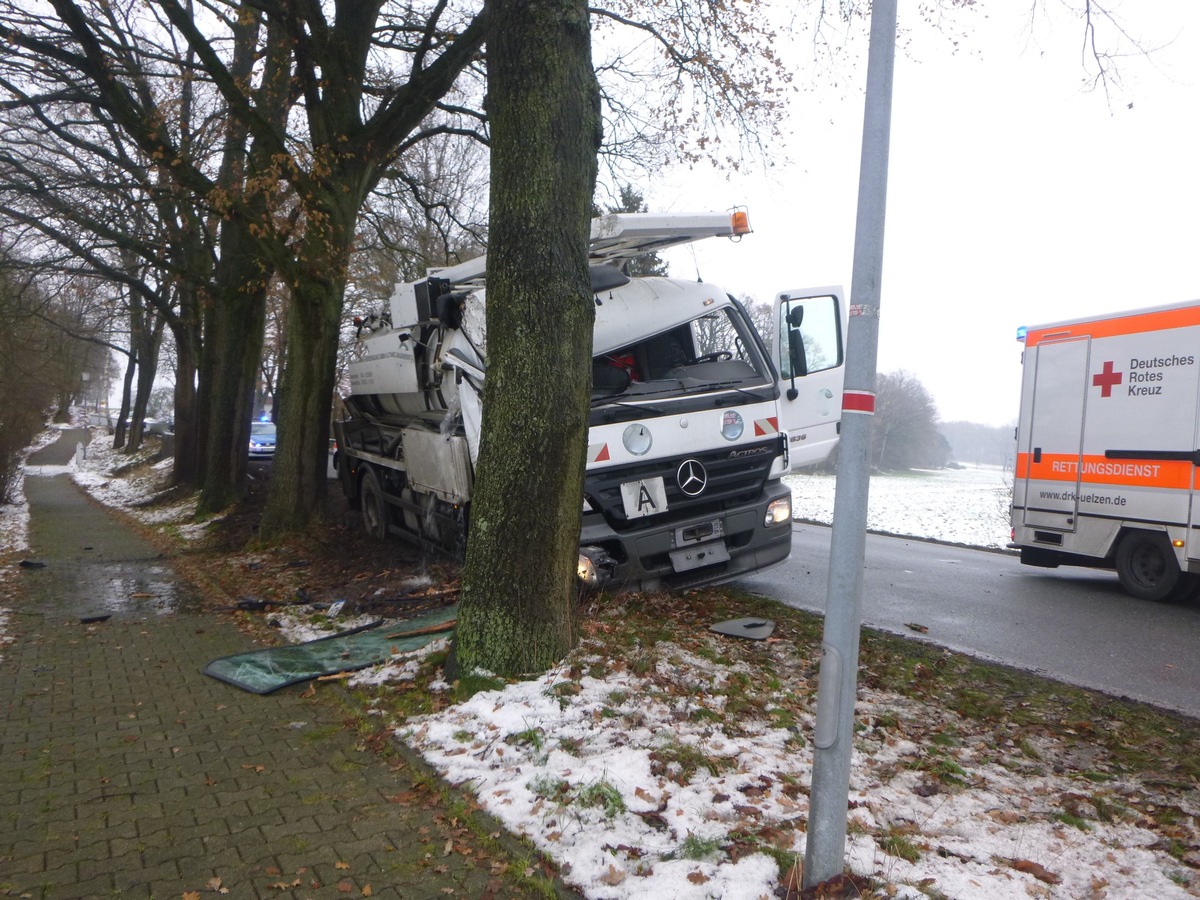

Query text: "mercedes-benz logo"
[676, 459, 708, 496]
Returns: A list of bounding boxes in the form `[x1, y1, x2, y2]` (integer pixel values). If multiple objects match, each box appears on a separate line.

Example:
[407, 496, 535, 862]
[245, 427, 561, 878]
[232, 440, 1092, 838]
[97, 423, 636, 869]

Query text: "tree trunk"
[194, 8, 285, 515]
[170, 283, 203, 486]
[127, 306, 165, 453]
[258, 255, 343, 537]
[453, 0, 601, 676]
[114, 348, 135, 451]
[195, 248, 268, 515]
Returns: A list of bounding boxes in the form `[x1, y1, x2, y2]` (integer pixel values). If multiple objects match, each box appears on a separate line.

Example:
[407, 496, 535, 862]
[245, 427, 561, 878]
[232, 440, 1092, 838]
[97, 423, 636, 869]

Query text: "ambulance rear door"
[1020, 336, 1089, 532]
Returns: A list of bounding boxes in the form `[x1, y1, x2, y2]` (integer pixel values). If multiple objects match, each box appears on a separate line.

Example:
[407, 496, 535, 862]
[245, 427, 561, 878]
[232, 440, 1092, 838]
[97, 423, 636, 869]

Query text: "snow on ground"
[400, 637, 1196, 900]
[785, 465, 1013, 550]
[2, 434, 1195, 897]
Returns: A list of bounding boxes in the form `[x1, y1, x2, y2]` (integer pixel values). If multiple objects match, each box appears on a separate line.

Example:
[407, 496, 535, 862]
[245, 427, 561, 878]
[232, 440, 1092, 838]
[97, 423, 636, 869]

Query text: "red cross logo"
[1092, 360, 1123, 397]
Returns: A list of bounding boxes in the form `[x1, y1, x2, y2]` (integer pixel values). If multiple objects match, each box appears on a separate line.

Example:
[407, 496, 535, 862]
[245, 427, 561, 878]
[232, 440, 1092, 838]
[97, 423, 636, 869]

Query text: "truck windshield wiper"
[677, 379, 773, 402]
[590, 394, 665, 415]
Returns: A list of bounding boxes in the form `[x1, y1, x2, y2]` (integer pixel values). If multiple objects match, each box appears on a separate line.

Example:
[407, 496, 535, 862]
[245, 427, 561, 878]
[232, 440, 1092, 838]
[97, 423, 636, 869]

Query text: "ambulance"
[1011, 300, 1200, 601]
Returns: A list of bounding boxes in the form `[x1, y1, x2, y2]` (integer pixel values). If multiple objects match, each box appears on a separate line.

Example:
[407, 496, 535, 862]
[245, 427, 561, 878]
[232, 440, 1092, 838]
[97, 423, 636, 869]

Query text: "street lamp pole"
[803, 0, 898, 887]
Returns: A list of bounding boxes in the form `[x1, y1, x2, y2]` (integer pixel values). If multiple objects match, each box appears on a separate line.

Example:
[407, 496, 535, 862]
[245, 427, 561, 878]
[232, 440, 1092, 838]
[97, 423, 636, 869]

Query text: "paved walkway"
[0, 430, 553, 899]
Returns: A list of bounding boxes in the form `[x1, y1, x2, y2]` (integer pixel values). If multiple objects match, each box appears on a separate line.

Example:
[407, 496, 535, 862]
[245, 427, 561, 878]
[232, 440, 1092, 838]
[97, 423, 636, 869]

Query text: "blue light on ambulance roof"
[1015, 326, 1027, 342]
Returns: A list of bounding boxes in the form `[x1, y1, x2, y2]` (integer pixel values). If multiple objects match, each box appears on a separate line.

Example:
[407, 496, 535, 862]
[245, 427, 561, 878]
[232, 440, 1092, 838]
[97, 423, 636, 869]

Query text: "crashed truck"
[334, 211, 847, 592]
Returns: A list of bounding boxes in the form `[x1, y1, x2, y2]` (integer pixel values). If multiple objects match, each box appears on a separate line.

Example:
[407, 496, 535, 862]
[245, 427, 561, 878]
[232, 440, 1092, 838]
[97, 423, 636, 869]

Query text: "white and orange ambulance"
[1011, 300, 1200, 601]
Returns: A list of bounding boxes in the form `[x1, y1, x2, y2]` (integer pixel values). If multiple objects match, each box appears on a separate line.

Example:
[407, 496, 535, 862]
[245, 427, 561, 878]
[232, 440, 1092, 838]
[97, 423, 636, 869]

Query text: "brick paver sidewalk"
[0, 430, 556, 899]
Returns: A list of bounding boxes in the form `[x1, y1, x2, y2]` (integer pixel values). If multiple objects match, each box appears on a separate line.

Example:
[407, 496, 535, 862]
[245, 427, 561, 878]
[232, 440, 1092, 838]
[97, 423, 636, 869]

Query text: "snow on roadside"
[4, 435, 1196, 898]
[69, 429, 201, 530]
[786, 465, 1013, 550]
[400, 635, 1196, 899]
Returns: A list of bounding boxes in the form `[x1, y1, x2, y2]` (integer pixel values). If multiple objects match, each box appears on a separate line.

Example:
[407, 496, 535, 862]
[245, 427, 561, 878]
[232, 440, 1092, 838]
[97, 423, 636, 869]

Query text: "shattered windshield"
[592, 305, 771, 403]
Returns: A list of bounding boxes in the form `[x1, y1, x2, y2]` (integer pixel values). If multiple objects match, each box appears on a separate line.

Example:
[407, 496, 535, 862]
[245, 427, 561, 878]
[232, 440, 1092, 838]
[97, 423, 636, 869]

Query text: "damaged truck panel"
[335, 210, 846, 593]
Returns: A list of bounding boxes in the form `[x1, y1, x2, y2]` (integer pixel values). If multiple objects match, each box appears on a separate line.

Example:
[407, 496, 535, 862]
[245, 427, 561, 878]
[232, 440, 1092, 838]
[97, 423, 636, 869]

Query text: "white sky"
[653, 1, 1200, 428]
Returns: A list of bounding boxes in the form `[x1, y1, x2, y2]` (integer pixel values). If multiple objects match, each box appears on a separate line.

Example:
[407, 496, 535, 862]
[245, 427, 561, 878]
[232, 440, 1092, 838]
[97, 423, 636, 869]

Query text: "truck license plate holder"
[620, 476, 668, 519]
[669, 541, 731, 573]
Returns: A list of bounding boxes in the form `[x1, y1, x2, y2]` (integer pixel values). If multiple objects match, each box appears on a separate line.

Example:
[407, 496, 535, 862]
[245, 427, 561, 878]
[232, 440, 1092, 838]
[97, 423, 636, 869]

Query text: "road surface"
[735, 522, 1200, 720]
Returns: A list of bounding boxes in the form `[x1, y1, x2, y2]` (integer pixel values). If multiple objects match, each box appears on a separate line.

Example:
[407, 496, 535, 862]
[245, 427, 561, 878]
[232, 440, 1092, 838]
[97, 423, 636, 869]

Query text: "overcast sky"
[653, 1, 1200, 428]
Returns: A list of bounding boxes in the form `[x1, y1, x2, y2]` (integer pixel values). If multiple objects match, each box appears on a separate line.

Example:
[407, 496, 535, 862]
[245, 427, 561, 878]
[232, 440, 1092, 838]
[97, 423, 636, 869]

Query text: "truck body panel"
[1011, 299, 1200, 600]
[337, 211, 846, 592]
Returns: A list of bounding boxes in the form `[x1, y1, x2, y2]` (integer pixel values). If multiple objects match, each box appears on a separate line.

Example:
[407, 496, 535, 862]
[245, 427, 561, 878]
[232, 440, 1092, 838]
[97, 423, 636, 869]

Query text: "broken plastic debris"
[709, 617, 775, 640]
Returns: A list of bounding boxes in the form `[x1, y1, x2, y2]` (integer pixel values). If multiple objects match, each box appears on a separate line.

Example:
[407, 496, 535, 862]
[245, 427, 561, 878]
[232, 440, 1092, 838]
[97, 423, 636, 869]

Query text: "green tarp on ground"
[204, 604, 457, 694]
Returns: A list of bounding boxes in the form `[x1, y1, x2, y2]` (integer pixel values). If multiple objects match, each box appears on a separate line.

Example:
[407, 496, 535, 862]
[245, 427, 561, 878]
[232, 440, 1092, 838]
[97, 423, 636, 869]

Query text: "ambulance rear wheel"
[360, 467, 389, 541]
[1115, 531, 1181, 602]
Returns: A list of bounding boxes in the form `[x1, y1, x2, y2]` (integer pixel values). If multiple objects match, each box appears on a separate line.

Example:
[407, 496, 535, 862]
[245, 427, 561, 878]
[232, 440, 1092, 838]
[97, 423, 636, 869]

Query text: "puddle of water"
[98, 567, 204, 616]
[25, 561, 204, 619]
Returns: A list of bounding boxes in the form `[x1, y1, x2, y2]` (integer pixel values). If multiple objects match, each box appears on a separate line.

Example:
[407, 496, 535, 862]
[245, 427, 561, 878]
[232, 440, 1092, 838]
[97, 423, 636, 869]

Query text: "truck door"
[773, 288, 847, 470]
[1021, 337, 1089, 531]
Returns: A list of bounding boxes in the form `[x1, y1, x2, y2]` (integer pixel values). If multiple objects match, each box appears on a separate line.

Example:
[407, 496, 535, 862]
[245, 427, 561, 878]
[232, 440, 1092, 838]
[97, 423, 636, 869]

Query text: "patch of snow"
[6, 433, 1194, 898]
[787, 465, 1012, 550]
[401, 642, 1196, 900]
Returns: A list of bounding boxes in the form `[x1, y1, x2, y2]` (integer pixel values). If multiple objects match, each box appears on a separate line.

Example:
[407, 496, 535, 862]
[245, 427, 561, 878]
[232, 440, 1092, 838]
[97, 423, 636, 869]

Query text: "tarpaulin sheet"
[204, 604, 456, 694]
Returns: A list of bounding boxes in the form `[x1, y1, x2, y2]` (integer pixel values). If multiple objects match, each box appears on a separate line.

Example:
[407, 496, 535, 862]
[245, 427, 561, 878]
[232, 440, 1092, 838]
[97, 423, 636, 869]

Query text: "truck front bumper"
[578, 479, 793, 593]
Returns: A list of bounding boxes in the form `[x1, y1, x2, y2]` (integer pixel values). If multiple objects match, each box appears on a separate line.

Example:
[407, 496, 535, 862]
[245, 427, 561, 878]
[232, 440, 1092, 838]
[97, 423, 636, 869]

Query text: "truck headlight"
[577, 545, 616, 586]
[765, 496, 792, 527]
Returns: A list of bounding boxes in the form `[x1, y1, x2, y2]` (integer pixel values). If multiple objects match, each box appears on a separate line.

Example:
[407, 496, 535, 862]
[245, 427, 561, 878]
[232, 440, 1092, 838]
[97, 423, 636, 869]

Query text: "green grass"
[677, 833, 721, 860]
[576, 778, 626, 818]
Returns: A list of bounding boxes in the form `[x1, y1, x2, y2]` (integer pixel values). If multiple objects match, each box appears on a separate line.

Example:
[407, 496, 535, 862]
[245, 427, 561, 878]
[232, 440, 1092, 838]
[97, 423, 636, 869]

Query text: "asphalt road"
[734, 522, 1200, 721]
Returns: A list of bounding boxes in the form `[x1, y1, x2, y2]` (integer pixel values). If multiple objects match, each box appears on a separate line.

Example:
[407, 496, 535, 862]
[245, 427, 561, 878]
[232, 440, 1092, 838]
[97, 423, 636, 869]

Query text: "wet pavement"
[21, 435, 200, 621]
[0, 429, 559, 899]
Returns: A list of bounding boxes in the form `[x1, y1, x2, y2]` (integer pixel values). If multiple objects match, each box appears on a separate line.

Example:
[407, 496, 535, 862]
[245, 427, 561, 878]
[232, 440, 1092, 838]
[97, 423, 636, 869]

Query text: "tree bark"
[453, 0, 601, 676]
[258, 222, 347, 536]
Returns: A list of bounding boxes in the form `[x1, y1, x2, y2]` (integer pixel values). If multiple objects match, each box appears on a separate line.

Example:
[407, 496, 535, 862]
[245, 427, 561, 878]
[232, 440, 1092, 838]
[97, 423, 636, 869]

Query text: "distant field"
[784, 465, 1012, 550]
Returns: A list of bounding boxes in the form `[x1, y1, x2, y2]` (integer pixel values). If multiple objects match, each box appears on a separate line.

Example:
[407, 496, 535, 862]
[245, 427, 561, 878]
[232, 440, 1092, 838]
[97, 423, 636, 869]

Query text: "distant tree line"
[805, 369, 1014, 474]
[939, 420, 1017, 468]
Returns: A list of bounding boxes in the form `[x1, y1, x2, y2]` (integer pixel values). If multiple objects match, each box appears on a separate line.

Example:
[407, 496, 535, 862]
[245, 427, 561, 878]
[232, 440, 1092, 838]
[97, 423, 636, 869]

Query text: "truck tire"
[359, 467, 389, 541]
[1115, 531, 1181, 602]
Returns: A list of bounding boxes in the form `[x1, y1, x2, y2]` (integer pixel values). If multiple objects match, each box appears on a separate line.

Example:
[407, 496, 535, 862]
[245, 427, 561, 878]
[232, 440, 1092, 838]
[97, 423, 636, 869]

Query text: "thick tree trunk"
[453, 0, 601, 676]
[195, 224, 269, 515]
[195, 9, 284, 515]
[258, 259, 343, 537]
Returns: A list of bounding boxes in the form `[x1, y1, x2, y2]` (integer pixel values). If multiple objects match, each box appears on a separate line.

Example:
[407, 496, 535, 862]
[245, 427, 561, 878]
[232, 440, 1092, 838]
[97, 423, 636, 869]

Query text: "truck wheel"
[359, 467, 389, 541]
[1115, 531, 1181, 601]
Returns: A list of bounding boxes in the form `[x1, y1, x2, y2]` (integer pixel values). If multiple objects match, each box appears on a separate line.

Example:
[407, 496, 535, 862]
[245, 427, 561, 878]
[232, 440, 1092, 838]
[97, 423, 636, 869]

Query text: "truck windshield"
[592, 305, 771, 402]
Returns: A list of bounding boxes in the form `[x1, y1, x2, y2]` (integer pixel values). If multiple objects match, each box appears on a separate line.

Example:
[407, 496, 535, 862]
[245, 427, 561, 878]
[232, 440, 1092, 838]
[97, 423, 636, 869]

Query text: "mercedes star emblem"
[676, 459, 708, 496]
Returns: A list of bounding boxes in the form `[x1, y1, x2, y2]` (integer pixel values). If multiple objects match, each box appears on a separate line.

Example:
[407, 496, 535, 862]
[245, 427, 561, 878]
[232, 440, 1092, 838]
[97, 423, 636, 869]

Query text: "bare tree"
[872, 370, 947, 471]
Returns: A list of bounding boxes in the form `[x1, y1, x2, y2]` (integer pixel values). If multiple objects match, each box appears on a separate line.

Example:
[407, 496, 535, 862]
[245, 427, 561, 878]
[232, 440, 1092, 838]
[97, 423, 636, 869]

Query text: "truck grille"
[584, 438, 781, 530]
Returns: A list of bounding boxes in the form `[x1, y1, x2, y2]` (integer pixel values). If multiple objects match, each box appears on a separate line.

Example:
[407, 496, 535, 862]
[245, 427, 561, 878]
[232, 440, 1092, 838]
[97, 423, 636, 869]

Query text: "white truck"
[1011, 300, 1200, 601]
[335, 210, 846, 592]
